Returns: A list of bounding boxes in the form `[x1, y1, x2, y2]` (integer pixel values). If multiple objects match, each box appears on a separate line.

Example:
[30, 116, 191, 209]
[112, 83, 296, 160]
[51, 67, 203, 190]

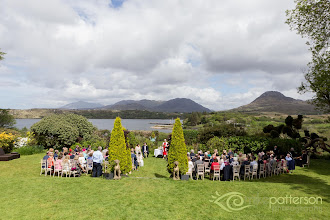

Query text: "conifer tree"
[109, 117, 132, 174]
[167, 118, 188, 175]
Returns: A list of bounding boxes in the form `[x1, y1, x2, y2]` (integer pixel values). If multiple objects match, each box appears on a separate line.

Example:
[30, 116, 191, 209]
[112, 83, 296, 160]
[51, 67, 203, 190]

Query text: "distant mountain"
[232, 91, 320, 115]
[153, 98, 212, 113]
[101, 98, 211, 113]
[60, 101, 104, 110]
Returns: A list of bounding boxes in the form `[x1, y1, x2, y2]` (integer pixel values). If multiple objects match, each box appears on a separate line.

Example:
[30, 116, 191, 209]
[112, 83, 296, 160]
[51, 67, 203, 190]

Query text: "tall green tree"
[109, 117, 132, 174]
[286, 0, 330, 113]
[0, 109, 16, 128]
[167, 118, 188, 176]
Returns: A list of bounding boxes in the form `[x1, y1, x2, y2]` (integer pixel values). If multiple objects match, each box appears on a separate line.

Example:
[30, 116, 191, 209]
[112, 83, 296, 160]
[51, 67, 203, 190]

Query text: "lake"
[15, 119, 175, 133]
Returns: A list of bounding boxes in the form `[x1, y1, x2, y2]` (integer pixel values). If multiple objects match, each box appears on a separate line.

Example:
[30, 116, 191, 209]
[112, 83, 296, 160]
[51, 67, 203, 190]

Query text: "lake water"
[15, 119, 174, 133]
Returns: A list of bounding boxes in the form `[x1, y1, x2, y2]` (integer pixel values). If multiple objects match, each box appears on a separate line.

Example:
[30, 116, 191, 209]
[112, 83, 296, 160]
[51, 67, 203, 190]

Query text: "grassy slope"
[0, 154, 329, 220]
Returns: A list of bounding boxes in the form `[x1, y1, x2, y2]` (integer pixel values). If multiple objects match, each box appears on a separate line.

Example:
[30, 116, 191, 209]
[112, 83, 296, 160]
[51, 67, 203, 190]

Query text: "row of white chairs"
[40, 159, 93, 177]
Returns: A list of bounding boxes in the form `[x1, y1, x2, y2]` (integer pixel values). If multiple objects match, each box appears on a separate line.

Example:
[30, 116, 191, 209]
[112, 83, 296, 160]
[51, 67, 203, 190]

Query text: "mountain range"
[60, 98, 212, 113]
[60, 91, 321, 114]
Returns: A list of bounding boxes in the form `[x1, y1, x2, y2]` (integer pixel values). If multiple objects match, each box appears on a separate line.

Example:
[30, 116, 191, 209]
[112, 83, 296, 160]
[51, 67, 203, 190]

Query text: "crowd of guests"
[42, 143, 150, 177]
[186, 146, 309, 180]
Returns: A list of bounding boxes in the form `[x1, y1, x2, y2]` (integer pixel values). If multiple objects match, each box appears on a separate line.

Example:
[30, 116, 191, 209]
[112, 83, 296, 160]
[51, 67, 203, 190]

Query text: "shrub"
[109, 117, 131, 174]
[0, 132, 16, 153]
[183, 129, 198, 145]
[31, 114, 96, 149]
[167, 118, 188, 175]
[14, 145, 44, 155]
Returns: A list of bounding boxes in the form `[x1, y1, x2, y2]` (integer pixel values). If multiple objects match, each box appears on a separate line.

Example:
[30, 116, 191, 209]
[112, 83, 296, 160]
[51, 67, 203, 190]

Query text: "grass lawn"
[0, 154, 329, 220]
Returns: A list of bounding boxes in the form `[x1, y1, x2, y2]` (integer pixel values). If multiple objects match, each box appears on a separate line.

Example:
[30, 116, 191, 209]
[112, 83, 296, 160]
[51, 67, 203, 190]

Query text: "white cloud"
[0, 0, 314, 110]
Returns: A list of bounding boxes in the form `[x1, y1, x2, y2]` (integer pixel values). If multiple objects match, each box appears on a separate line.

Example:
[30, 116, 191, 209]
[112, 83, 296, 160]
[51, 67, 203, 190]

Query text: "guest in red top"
[47, 152, 55, 171]
[211, 158, 219, 171]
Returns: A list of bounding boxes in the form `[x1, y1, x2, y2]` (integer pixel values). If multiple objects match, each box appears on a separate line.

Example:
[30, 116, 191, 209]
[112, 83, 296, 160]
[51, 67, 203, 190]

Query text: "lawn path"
[129, 156, 170, 179]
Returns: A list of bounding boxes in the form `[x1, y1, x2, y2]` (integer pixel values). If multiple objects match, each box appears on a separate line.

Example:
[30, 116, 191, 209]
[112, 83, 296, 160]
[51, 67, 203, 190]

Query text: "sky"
[0, 0, 314, 110]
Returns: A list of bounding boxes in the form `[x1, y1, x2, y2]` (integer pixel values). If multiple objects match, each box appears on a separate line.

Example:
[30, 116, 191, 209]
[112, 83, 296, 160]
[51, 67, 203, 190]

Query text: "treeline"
[72, 109, 190, 119]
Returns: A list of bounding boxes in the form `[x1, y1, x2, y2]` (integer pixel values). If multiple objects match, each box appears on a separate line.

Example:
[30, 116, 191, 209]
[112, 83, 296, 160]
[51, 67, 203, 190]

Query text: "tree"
[0, 109, 16, 128]
[31, 114, 96, 148]
[109, 117, 131, 174]
[0, 49, 5, 61]
[286, 0, 330, 113]
[167, 118, 188, 176]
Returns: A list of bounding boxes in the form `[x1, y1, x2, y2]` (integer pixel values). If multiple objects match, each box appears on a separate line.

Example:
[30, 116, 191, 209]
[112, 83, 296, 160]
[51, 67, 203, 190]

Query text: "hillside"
[101, 98, 210, 113]
[232, 91, 320, 115]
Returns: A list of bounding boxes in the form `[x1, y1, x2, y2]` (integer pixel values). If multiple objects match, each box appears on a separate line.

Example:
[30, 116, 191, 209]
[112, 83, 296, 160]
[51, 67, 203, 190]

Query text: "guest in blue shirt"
[92, 147, 103, 177]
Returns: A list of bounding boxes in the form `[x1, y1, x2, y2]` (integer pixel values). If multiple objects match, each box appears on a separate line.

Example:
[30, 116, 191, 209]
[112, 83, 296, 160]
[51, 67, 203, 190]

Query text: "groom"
[142, 143, 149, 158]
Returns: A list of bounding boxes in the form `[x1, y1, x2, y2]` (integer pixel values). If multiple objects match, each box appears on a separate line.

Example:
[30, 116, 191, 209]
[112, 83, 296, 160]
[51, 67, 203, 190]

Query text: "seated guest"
[62, 155, 71, 173]
[194, 156, 203, 172]
[82, 149, 87, 159]
[231, 157, 239, 166]
[43, 152, 50, 161]
[238, 152, 244, 164]
[105, 152, 109, 161]
[207, 151, 211, 157]
[79, 152, 86, 170]
[250, 156, 258, 171]
[234, 150, 238, 157]
[190, 149, 195, 159]
[199, 150, 204, 157]
[87, 152, 93, 161]
[54, 150, 59, 159]
[55, 154, 63, 171]
[229, 154, 234, 164]
[242, 157, 250, 166]
[47, 152, 55, 172]
[221, 150, 227, 160]
[70, 151, 75, 159]
[228, 149, 234, 158]
[286, 153, 295, 173]
[74, 155, 83, 175]
[210, 158, 220, 179]
[203, 155, 210, 163]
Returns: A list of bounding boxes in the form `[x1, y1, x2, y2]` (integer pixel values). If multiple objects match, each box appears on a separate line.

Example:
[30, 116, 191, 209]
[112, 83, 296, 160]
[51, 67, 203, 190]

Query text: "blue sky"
[0, 0, 313, 110]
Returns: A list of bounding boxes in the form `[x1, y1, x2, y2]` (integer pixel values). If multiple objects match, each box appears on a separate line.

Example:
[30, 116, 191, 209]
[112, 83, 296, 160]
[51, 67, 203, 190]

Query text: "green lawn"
[0, 154, 329, 220]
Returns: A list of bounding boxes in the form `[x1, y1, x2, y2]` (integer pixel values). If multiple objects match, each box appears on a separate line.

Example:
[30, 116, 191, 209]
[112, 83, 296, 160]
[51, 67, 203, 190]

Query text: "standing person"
[142, 143, 149, 158]
[162, 139, 168, 159]
[286, 153, 295, 173]
[131, 148, 139, 170]
[92, 146, 103, 177]
[102, 146, 108, 158]
[273, 146, 279, 157]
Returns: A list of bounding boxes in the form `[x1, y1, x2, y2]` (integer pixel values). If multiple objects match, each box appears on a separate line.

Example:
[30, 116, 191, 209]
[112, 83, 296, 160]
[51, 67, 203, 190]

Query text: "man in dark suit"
[142, 143, 149, 158]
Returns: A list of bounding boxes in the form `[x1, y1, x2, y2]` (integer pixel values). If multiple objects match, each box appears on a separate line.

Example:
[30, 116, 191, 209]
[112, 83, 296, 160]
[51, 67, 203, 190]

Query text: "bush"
[31, 114, 96, 149]
[0, 131, 16, 153]
[167, 118, 188, 175]
[0, 109, 16, 128]
[109, 117, 131, 174]
[14, 145, 44, 155]
[183, 129, 198, 145]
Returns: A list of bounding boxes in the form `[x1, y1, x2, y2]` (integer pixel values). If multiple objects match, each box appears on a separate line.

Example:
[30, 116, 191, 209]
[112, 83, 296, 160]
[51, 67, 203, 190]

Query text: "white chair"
[53, 160, 62, 177]
[259, 164, 265, 179]
[243, 165, 250, 180]
[204, 162, 210, 176]
[213, 165, 220, 181]
[86, 159, 93, 175]
[61, 161, 71, 178]
[250, 165, 258, 180]
[40, 159, 47, 176]
[197, 164, 204, 180]
[233, 165, 240, 181]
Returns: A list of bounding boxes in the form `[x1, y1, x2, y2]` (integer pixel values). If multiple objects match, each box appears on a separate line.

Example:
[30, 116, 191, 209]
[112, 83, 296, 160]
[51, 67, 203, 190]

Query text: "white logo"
[210, 192, 252, 212]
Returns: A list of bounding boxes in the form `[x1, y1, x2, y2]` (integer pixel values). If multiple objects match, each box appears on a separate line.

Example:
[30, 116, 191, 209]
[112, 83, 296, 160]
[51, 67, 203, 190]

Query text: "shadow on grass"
[260, 173, 329, 202]
[300, 159, 330, 176]
[154, 173, 168, 178]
